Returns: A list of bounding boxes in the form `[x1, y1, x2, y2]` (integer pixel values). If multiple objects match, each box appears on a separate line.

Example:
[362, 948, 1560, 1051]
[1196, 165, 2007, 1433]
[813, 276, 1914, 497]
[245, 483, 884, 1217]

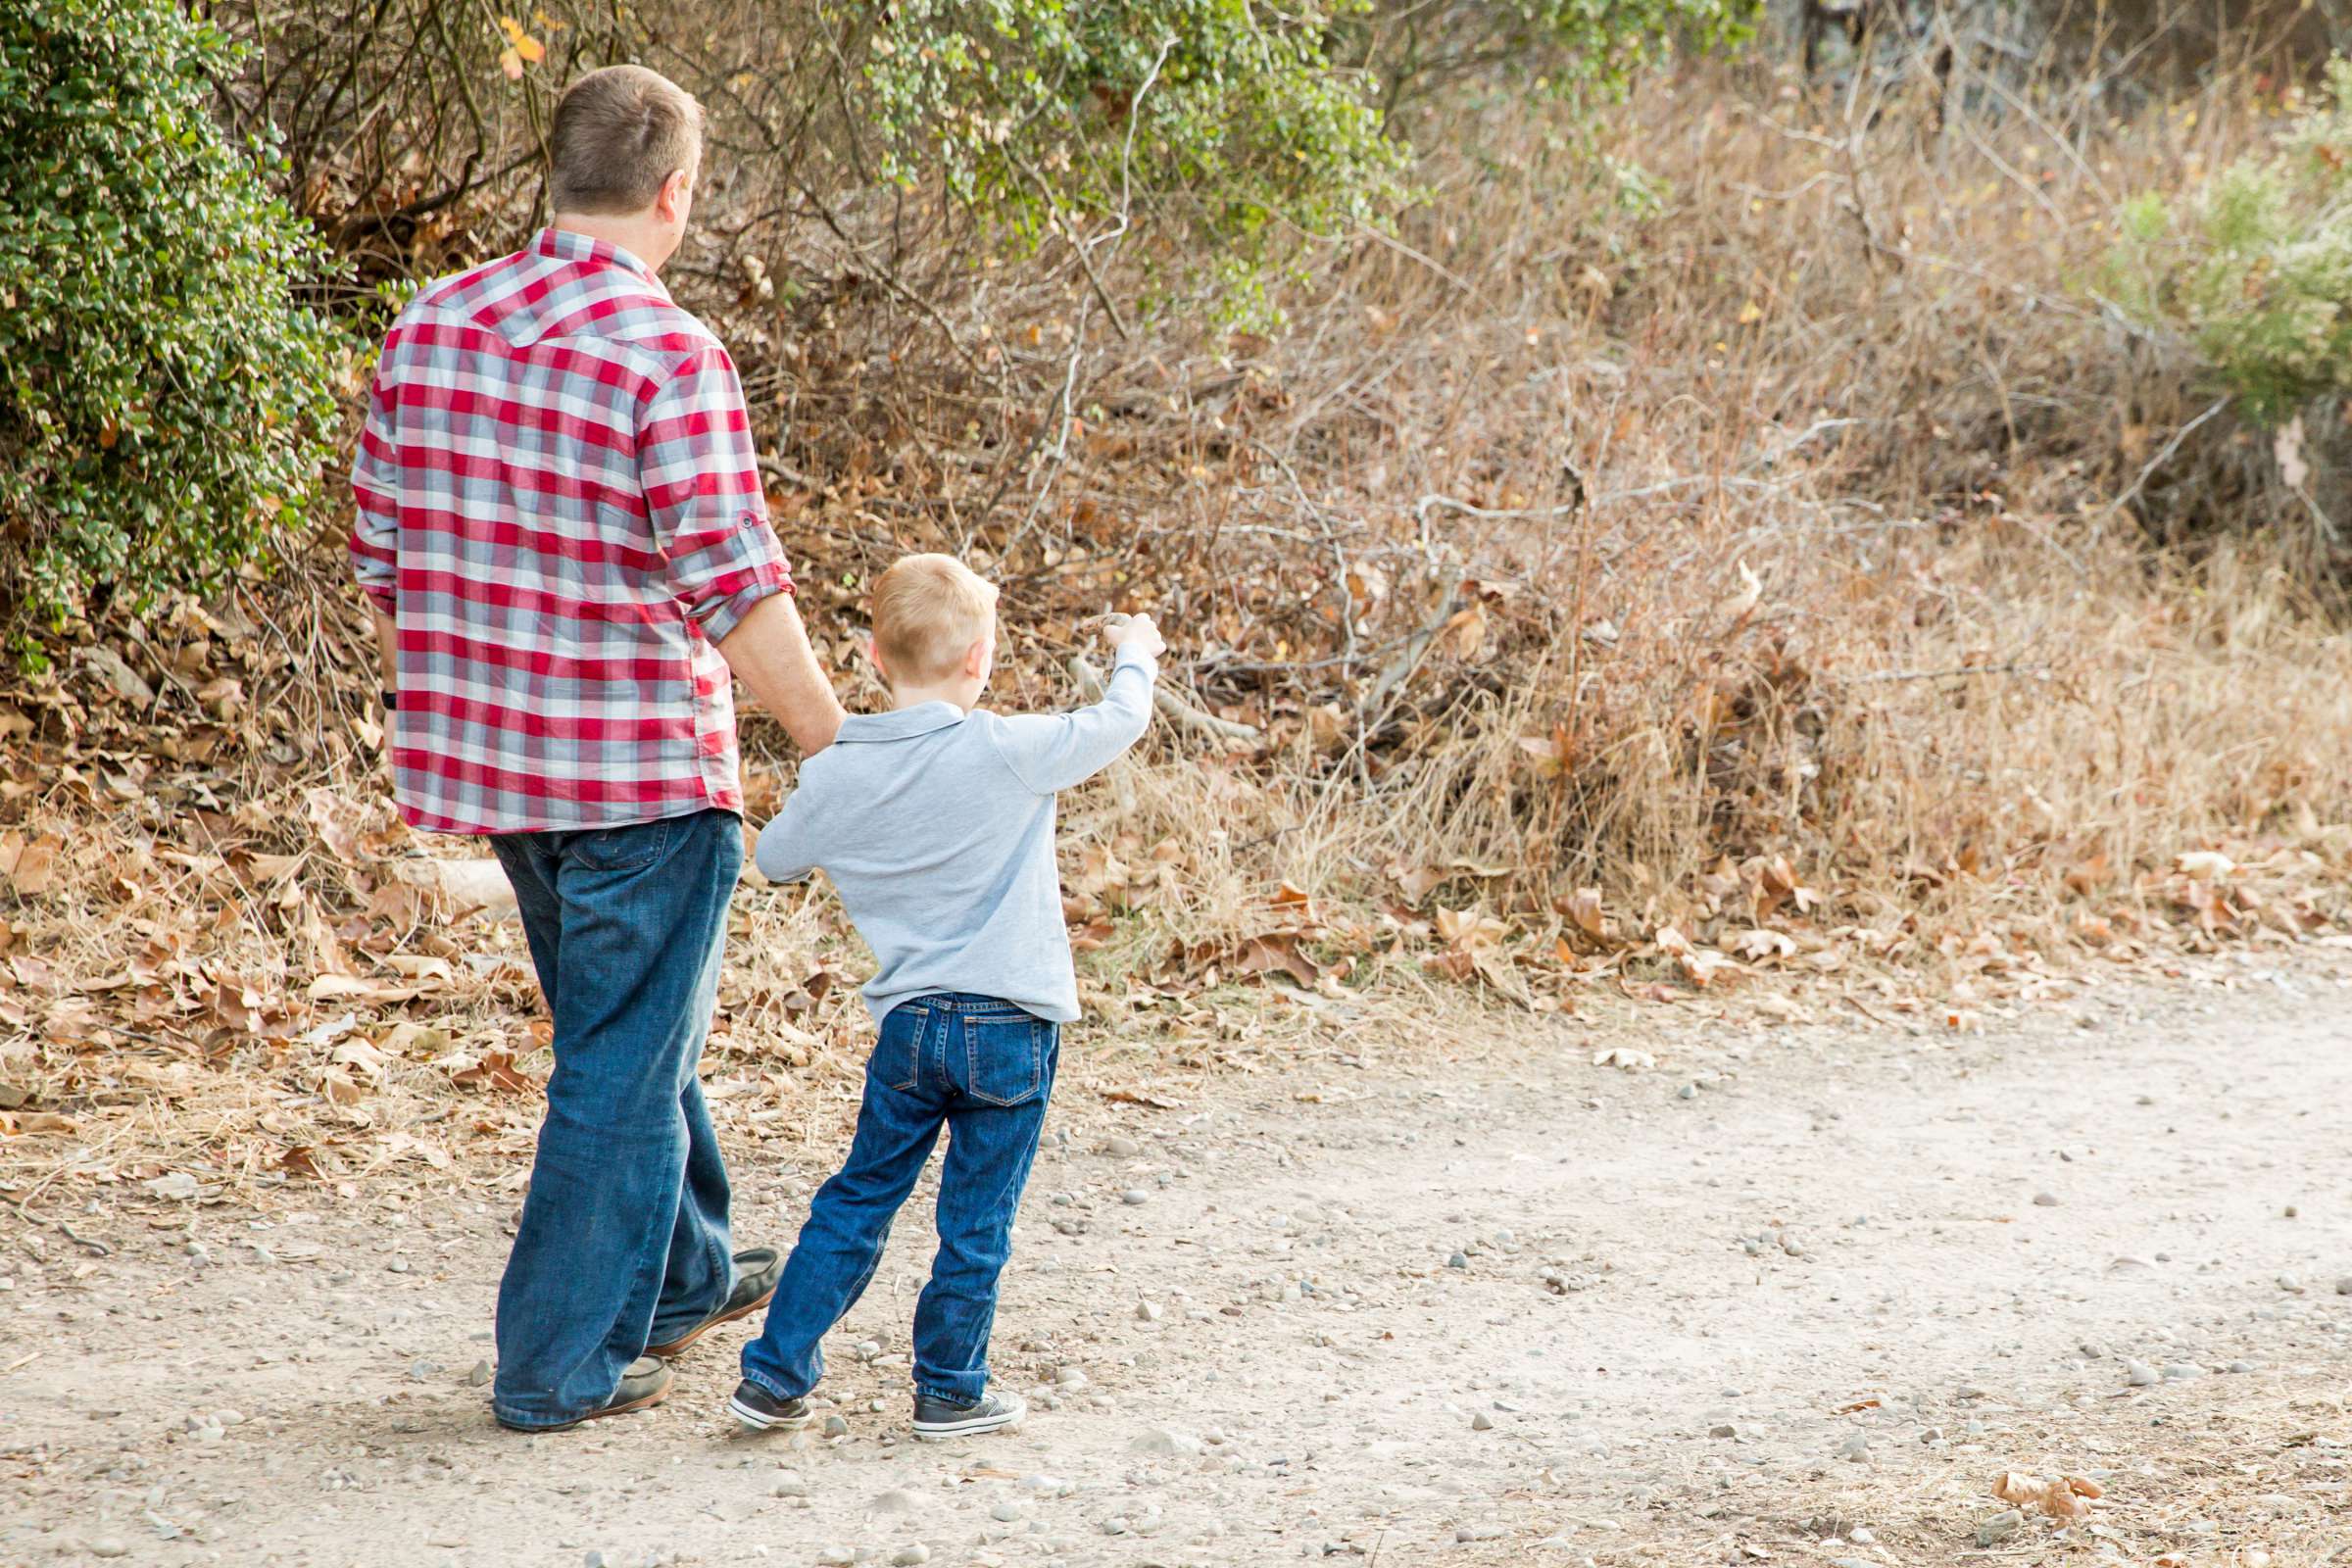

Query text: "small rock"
[1135, 1300, 1162, 1323]
[2228, 1360, 2256, 1375]
[1837, 1433, 1869, 1462]
[891, 1546, 930, 1567]
[868, 1490, 920, 1514]
[1976, 1509, 2023, 1546]
[212, 1408, 245, 1427]
[1132, 1425, 1202, 1456]
[2125, 1360, 2160, 1387]
[990, 1501, 1026, 1523]
[2032, 1192, 2059, 1207]
[1120, 1190, 1150, 1206]
[1677, 1084, 1698, 1101]
[1446, 1251, 1468, 1270]
[1456, 1524, 1506, 1543]
[89, 1542, 130, 1560]
[467, 1358, 492, 1387]
[1470, 1411, 1494, 1432]
[823, 1414, 851, 1438]
[2336, 1277, 2352, 1297]
[1708, 1423, 1739, 1440]
[386, 1256, 411, 1275]
[2278, 1273, 2304, 1293]
[1103, 1135, 1143, 1157]
[814, 1548, 854, 1568]
[1055, 1367, 1088, 1391]
[2284, 1204, 2298, 1219]
[1779, 1233, 1804, 1258]
[772, 1471, 810, 1498]
[2164, 1362, 2204, 1381]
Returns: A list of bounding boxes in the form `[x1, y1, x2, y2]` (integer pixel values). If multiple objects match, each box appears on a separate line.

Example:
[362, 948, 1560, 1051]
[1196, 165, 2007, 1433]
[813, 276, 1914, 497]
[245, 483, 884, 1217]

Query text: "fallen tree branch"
[1068, 656, 1261, 748]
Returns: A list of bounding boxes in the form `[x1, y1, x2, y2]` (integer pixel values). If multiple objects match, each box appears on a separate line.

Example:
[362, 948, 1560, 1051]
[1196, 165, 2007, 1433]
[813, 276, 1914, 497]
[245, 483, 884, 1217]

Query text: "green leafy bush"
[864, 3, 1405, 282]
[0, 0, 341, 631]
[2105, 57, 2352, 423]
[859, 0, 1756, 319]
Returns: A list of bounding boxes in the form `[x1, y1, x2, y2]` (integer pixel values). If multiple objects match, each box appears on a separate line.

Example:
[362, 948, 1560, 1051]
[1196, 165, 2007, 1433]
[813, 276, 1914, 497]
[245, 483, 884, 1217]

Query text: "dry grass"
[8, 47, 2352, 1194]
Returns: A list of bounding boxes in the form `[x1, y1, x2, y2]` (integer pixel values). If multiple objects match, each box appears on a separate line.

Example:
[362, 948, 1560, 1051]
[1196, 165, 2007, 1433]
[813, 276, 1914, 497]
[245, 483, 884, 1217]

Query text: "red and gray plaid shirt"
[351, 227, 792, 835]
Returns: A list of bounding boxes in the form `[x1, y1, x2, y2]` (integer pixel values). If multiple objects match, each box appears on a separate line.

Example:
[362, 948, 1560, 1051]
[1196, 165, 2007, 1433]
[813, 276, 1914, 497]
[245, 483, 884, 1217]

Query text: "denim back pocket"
[571, 816, 671, 872]
[873, 1007, 923, 1094]
[961, 1010, 1045, 1107]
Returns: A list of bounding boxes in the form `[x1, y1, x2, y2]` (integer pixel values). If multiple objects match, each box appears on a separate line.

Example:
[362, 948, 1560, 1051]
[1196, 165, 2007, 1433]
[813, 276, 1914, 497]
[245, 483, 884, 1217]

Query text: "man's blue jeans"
[742, 993, 1059, 1407]
[486, 808, 740, 1429]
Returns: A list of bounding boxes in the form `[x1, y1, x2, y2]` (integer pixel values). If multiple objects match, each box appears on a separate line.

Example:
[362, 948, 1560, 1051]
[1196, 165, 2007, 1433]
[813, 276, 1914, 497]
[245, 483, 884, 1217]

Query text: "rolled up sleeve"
[349, 368, 401, 615]
[639, 345, 793, 645]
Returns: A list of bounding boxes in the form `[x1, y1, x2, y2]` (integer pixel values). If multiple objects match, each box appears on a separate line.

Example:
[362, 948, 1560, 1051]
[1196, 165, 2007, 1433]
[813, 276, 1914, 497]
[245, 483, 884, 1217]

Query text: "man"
[349, 65, 845, 1431]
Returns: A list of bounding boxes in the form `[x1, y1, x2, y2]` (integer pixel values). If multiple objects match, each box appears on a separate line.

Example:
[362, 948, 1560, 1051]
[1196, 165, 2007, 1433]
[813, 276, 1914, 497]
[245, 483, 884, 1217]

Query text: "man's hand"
[371, 607, 399, 696]
[1101, 612, 1166, 662]
[716, 591, 847, 754]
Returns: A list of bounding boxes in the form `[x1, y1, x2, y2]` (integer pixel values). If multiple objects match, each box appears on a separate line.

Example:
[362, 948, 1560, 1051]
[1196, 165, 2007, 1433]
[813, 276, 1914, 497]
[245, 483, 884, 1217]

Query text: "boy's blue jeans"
[485, 808, 741, 1429]
[742, 992, 1060, 1407]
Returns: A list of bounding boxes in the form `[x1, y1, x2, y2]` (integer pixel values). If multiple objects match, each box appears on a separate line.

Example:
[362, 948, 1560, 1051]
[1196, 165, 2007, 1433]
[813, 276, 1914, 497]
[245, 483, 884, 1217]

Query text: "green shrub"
[2104, 57, 2352, 423]
[0, 0, 341, 633]
[860, 0, 1756, 322]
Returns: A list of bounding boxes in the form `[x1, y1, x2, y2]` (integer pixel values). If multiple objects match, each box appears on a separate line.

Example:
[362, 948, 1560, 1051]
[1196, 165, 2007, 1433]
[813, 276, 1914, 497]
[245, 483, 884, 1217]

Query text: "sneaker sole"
[911, 1411, 1023, 1442]
[645, 1284, 778, 1360]
[728, 1393, 816, 1433]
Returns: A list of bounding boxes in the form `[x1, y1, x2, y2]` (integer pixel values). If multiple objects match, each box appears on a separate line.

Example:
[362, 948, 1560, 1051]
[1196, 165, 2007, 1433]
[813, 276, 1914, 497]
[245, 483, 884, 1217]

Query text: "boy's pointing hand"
[1100, 612, 1166, 661]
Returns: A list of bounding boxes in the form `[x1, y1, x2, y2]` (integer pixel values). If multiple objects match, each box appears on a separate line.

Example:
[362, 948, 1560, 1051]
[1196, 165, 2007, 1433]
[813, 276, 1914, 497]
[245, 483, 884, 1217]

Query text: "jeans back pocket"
[571, 816, 672, 872]
[960, 1011, 1045, 1106]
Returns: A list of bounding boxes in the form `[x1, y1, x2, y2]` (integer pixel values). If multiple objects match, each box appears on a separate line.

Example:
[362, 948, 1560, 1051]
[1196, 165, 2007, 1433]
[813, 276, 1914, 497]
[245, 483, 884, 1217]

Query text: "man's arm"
[640, 345, 843, 752]
[717, 592, 846, 755]
[351, 360, 402, 694]
[371, 608, 399, 696]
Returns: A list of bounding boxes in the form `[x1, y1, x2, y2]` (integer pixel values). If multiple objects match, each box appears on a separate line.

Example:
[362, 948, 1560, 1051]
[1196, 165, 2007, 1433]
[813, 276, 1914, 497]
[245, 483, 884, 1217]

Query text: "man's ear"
[865, 635, 889, 683]
[963, 634, 993, 680]
[656, 166, 692, 224]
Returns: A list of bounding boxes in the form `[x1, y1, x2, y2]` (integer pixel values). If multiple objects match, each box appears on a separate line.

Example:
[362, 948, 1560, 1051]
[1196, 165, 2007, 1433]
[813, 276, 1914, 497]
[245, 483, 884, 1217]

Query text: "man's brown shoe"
[645, 1247, 782, 1358]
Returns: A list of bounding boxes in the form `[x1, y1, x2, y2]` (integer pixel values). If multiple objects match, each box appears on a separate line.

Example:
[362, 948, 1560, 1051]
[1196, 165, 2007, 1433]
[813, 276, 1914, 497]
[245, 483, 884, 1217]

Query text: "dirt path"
[8, 956, 2350, 1567]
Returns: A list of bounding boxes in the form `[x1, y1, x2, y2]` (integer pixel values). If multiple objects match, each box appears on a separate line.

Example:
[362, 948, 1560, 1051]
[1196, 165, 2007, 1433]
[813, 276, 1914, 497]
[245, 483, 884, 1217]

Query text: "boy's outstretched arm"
[990, 614, 1165, 794]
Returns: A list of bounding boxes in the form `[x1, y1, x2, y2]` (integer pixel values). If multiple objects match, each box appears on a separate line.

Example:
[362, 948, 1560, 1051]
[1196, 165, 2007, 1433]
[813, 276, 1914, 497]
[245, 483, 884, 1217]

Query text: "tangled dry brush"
[7, 35, 2352, 1193]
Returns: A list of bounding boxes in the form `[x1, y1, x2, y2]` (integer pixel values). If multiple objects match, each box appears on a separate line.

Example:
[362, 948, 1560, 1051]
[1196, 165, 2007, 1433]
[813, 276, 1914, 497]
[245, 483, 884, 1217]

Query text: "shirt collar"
[532, 226, 663, 293]
[832, 702, 969, 744]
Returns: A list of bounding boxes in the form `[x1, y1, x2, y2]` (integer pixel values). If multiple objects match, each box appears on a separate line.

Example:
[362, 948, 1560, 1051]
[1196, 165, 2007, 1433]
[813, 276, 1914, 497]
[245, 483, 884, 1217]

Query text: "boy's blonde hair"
[872, 554, 1000, 685]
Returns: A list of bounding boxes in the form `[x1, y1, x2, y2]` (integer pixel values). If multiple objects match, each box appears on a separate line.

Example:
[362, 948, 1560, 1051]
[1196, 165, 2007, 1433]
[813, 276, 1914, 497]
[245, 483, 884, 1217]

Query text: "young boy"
[730, 553, 1163, 1440]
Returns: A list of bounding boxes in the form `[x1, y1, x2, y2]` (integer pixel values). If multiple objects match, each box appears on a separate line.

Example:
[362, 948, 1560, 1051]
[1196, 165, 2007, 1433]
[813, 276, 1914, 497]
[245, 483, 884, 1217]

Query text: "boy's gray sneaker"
[911, 1389, 1026, 1441]
[728, 1379, 814, 1432]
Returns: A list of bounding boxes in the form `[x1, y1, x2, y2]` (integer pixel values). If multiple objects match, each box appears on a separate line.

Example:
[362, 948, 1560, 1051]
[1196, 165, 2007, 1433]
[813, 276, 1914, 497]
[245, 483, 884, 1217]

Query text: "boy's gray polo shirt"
[755, 646, 1157, 1024]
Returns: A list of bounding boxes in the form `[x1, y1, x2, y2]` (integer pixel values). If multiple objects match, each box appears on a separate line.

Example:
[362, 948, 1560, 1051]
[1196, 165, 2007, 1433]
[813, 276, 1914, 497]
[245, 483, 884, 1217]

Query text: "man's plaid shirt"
[350, 227, 792, 835]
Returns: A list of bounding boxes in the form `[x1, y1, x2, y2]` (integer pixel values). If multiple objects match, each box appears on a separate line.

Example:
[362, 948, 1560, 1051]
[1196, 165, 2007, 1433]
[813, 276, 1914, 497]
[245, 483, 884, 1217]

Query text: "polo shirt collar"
[832, 702, 969, 744]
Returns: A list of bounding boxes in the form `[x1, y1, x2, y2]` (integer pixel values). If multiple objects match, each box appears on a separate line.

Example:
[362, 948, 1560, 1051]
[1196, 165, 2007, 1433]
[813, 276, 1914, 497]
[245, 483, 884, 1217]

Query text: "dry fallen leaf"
[1101, 1086, 1185, 1109]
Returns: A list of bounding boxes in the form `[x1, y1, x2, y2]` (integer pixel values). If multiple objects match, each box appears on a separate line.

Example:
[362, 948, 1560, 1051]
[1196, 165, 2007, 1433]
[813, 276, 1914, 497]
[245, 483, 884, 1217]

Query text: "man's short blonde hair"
[549, 66, 703, 217]
[872, 554, 1000, 685]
